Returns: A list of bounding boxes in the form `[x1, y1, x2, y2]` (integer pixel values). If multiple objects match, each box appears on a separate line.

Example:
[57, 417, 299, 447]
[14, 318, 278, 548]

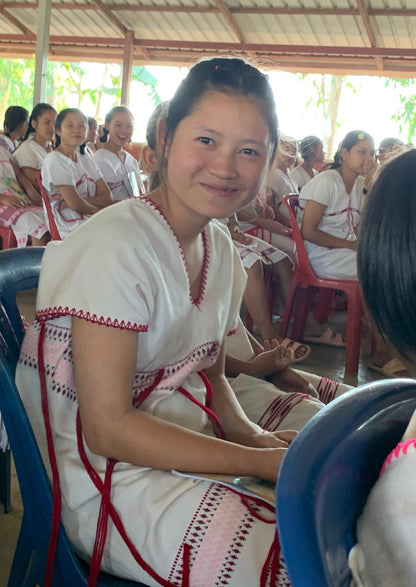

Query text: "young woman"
[0, 106, 29, 154]
[40, 108, 113, 239]
[299, 130, 376, 281]
[16, 58, 298, 585]
[290, 135, 325, 189]
[12, 103, 57, 201]
[266, 135, 299, 224]
[0, 152, 49, 246]
[94, 106, 145, 199]
[85, 116, 98, 155]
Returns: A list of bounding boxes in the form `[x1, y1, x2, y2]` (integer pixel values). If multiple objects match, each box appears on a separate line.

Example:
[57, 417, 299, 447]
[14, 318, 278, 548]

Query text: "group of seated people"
[2, 57, 415, 585]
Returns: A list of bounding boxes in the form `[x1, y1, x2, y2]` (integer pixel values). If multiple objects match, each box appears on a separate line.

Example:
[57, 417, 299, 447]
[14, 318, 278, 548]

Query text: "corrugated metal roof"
[1, 0, 416, 76]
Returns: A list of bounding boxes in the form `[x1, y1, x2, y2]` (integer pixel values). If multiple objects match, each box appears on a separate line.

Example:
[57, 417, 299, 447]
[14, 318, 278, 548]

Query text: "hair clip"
[214, 65, 220, 71]
[357, 132, 365, 139]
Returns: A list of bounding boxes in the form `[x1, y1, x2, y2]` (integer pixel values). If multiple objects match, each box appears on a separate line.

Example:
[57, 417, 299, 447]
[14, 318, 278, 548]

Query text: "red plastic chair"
[0, 226, 17, 249]
[35, 170, 62, 241]
[279, 194, 364, 374]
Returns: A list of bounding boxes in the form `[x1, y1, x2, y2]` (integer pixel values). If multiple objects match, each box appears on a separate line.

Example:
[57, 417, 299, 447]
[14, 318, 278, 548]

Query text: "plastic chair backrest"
[0, 247, 144, 586]
[276, 378, 416, 587]
[35, 169, 62, 241]
[283, 193, 317, 281]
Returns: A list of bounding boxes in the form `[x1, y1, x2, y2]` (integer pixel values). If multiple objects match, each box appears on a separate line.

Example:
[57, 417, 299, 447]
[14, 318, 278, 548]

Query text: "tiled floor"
[0, 289, 407, 585]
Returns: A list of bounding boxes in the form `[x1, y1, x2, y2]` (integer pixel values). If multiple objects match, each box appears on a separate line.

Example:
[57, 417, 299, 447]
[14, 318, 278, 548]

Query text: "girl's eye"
[241, 148, 259, 157]
[198, 137, 213, 146]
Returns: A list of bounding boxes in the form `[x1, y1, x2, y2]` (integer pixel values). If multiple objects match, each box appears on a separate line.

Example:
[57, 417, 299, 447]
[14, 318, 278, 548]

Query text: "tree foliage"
[386, 78, 416, 143]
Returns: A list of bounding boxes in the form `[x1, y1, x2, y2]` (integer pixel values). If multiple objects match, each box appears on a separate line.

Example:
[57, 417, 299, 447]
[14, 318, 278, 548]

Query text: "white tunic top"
[289, 165, 318, 189]
[298, 169, 364, 279]
[41, 150, 103, 239]
[94, 149, 145, 200]
[12, 137, 49, 170]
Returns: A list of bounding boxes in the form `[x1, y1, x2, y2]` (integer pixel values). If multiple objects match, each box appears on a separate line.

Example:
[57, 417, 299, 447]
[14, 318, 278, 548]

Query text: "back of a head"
[358, 148, 416, 358]
[3, 105, 29, 135]
[299, 135, 322, 161]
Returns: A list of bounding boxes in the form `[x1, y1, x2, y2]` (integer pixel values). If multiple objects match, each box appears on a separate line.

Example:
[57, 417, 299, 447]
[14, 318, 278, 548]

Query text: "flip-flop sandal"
[278, 338, 312, 363]
[366, 358, 410, 378]
[303, 327, 346, 348]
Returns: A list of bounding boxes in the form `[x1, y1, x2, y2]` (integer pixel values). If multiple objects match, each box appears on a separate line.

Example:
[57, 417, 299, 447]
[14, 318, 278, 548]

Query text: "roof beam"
[0, 6, 35, 36]
[87, 0, 127, 35]
[212, 0, 245, 43]
[355, 0, 383, 71]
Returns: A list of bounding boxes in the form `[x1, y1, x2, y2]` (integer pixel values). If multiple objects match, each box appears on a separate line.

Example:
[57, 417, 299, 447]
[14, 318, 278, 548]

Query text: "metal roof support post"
[33, 0, 52, 105]
[121, 30, 134, 107]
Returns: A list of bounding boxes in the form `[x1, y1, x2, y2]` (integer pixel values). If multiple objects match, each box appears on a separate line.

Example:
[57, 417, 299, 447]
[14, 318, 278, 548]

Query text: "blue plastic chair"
[0, 247, 146, 586]
[276, 378, 416, 587]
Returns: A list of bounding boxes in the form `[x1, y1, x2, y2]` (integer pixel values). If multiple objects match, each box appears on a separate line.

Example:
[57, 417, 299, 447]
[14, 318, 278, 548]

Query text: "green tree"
[387, 78, 416, 143]
[0, 58, 35, 123]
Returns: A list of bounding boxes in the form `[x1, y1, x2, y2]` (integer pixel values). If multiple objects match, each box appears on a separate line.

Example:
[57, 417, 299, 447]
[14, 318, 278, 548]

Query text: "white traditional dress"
[226, 318, 352, 431]
[41, 150, 104, 239]
[0, 152, 48, 246]
[298, 169, 364, 280]
[16, 197, 296, 586]
[0, 133, 16, 154]
[94, 149, 145, 200]
[12, 136, 50, 171]
[266, 168, 298, 221]
[289, 166, 317, 190]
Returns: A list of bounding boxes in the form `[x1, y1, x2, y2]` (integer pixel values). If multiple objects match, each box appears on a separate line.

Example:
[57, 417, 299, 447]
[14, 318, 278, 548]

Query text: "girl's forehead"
[63, 113, 86, 123]
[110, 112, 133, 123]
[352, 139, 374, 150]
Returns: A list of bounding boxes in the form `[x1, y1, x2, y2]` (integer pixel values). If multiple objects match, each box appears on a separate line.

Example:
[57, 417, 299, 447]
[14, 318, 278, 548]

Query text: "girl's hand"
[0, 193, 26, 208]
[261, 203, 275, 219]
[249, 430, 297, 481]
[250, 346, 291, 376]
[228, 225, 253, 245]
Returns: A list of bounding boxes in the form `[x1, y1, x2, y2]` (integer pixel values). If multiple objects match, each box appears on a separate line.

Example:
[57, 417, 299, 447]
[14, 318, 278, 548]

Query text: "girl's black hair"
[55, 108, 88, 154]
[299, 135, 322, 161]
[331, 130, 373, 169]
[164, 57, 279, 164]
[358, 148, 416, 357]
[99, 106, 134, 143]
[145, 101, 170, 192]
[22, 102, 56, 142]
[3, 106, 29, 136]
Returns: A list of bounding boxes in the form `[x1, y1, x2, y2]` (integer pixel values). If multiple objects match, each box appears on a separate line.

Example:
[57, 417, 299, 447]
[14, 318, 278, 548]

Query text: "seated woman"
[290, 135, 325, 190]
[94, 106, 145, 200]
[0, 152, 49, 246]
[299, 130, 376, 281]
[41, 108, 113, 239]
[15, 56, 317, 586]
[349, 148, 416, 586]
[266, 135, 299, 224]
[12, 103, 57, 204]
[0, 105, 29, 155]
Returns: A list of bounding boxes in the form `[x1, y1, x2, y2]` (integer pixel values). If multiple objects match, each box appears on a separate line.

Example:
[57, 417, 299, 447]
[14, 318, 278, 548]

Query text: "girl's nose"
[209, 151, 237, 178]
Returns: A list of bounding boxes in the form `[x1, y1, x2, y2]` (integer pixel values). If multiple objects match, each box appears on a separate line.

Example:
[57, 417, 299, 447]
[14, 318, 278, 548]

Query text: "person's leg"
[243, 260, 276, 341]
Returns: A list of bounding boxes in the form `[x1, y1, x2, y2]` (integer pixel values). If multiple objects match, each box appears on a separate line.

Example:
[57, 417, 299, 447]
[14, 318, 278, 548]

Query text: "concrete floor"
[0, 289, 406, 585]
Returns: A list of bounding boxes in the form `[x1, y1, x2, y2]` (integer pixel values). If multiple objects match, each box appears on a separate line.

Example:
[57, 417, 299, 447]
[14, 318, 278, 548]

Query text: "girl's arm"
[18, 167, 41, 194]
[301, 200, 357, 250]
[56, 184, 101, 215]
[72, 318, 290, 482]
[89, 178, 113, 208]
[11, 161, 42, 205]
[236, 209, 292, 237]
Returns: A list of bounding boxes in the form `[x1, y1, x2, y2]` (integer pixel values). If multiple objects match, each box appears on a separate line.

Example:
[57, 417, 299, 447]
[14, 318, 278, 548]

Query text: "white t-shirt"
[41, 150, 103, 238]
[12, 137, 49, 170]
[94, 149, 145, 200]
[290, 165, 318, 189]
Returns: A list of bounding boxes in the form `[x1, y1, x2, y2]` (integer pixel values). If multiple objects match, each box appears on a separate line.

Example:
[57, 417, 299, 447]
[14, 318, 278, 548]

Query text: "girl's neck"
[302, 160, 315, 177]
[337, 166, 357, 194]
[149, 186, 206, 246]
[34, 134, 52, 151]
[56, 144, 78, 161]
[105, 140, 125, 159]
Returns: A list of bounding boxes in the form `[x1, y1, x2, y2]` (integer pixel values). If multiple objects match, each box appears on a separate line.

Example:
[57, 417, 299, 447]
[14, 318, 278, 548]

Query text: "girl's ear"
[340, 147, 348, 161]
[141, 145, 157, 173]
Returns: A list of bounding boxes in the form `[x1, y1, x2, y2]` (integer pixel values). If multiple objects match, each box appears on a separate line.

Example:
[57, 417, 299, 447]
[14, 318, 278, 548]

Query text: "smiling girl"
[16, 59, 294, 585]
[94, 106, 145, 199]
[12, 103, 57, 201]
[40, 108, 113, 239]
[299, 130, 376, 280]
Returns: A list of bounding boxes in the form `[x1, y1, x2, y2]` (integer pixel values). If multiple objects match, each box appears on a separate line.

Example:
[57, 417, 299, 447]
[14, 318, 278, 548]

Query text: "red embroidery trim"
[140, 196, 210, 308]
[36, 307, 148, 333]
[380, 438, 416, 476]
[38, 321, 62, 587]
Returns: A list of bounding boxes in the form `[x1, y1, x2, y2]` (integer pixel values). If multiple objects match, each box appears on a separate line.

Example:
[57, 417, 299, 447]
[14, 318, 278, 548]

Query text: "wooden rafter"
[355, 0, 383, 71]
[212, 0, 245, 43]
[0, 6, 35, 36]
